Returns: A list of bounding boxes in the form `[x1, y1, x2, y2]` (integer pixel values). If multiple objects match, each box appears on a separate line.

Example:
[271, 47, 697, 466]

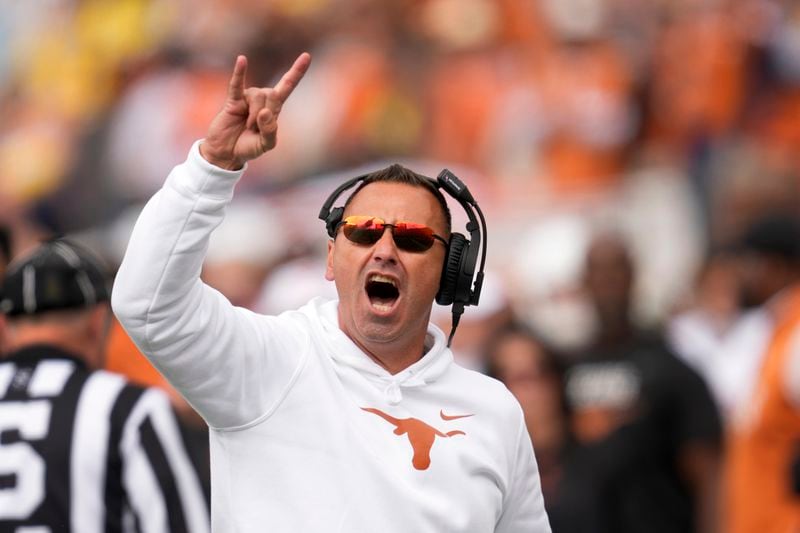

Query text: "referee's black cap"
[0, 238, 110, 317]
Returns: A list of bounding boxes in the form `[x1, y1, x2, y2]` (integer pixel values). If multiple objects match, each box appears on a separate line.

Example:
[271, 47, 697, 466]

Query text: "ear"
[83, 305, 112, 370]
[87, 305, 113, 341]
[325, 239, 335, 281]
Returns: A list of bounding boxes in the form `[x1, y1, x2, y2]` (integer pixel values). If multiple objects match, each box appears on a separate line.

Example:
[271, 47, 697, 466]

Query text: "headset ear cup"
[436, 233, 468, 306]
[325, 207, 344, 238]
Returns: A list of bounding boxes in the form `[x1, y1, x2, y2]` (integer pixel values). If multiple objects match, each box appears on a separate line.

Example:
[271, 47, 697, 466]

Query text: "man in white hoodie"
[112, 52, 550, 532]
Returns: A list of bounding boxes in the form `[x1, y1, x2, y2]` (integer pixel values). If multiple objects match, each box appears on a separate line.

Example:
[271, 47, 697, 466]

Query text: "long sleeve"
[112, 141, 308, 429]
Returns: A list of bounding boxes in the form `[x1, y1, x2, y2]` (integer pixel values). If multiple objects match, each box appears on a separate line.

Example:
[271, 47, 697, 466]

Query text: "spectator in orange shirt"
[726, 213, 800, 533]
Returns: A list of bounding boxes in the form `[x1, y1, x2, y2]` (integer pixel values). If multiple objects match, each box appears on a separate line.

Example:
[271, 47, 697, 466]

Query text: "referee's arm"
[118, 386, 210, 533]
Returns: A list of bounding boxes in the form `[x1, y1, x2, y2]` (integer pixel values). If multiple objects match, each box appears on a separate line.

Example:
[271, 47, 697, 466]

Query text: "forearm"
[112, 140, 242, 351]
[112, 142, 269, 426]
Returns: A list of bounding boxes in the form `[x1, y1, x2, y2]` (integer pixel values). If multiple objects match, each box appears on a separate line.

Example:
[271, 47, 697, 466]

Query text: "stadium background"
[1, 0, 799, 527]
[3, 0, 799, 341]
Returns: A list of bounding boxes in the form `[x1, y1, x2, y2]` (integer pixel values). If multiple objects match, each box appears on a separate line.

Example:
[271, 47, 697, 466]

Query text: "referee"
[0, 239, 209, 533]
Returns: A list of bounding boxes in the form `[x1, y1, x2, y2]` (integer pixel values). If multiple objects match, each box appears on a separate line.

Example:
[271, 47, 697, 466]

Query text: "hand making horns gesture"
[200, 53, 312, 170]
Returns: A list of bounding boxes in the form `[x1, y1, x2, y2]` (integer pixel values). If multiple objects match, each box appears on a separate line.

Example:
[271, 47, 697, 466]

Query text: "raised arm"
[112, 54, 311, 429]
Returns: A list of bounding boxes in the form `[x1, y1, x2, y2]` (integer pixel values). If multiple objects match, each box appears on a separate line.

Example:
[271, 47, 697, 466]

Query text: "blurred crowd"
[2, 0, 800, 531]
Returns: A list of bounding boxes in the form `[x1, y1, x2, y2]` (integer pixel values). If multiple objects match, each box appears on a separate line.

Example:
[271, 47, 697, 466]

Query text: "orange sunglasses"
[338, 215, 447, 252]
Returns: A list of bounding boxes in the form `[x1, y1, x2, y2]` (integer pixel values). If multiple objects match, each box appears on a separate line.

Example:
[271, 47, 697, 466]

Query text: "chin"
[356, 318, 404, 345]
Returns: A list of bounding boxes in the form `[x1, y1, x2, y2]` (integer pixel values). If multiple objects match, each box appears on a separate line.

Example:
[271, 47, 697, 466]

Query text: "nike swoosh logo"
[440, 410, 474, 421]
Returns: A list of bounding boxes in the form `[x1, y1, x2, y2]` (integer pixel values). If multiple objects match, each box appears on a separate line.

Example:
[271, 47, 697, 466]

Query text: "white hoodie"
[112, 141, 551, 533]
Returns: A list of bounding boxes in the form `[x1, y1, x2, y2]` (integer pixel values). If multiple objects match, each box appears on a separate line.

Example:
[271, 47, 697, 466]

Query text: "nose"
[371, 227, 399, 264]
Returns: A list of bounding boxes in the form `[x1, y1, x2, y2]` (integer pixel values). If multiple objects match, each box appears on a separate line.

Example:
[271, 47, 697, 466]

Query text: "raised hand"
[200, 53, 311, 170]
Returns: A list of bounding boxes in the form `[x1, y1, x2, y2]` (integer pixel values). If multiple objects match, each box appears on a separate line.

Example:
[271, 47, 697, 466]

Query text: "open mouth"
[365, 274, 400, 311]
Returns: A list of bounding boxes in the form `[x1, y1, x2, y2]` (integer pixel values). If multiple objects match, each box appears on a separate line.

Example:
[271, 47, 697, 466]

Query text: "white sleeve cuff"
[176, 139, 248, 200]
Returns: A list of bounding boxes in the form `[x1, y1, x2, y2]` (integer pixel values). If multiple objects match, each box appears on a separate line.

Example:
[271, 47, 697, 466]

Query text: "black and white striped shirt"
[0, 345, 210, 533]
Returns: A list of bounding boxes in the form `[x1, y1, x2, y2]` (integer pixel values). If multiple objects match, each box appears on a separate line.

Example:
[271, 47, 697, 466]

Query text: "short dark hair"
[343, 164, 452, 235]
[737, 212, 800, 261]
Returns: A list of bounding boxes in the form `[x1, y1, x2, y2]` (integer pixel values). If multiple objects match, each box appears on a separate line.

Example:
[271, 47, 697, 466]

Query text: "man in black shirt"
[0, 239, 209, 532]
[560, 233, 722, 533]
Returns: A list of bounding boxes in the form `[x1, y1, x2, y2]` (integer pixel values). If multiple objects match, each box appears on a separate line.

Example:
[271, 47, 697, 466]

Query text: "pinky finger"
[246, 90, 267, 131]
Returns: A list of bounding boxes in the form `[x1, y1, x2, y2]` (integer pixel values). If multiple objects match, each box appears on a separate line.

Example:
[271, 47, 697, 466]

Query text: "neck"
[7, 331, 97, 367]
[4, 322, 103, 370]
[350, 333, 428, 375]
[596, 313, 634, 348]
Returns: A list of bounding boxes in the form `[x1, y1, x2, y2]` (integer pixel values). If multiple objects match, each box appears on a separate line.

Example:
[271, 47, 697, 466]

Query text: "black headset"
[318, 168, 487, 346]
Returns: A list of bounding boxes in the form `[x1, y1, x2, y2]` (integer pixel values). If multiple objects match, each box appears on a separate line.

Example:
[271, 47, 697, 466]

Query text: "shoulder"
[626, 334, 708, 383]
[88, 370, 173, 425]
[80, 369, 131, 404]
[263, 296, 333, 332]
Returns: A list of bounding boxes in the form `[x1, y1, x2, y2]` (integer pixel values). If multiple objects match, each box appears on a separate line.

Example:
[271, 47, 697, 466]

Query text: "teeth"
[372, 303, 392, 312]
[369, 274, 396, 287]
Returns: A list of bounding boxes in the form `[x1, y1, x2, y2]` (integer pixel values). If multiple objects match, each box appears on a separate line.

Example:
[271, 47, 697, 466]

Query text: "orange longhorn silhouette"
[362, 407, 468, 470]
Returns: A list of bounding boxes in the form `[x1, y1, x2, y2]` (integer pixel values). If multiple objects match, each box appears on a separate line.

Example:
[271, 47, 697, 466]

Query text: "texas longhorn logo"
[362, 408, 473, 470]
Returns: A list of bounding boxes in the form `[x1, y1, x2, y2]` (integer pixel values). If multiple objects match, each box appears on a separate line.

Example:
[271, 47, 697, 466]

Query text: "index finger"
[272, 52, 312, 103]
[227, 55, 248, 100]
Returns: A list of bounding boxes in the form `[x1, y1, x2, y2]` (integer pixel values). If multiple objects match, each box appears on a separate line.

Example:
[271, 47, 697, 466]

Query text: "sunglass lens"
[393, 223, 435, 252]
[343, 217, 385, 245]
